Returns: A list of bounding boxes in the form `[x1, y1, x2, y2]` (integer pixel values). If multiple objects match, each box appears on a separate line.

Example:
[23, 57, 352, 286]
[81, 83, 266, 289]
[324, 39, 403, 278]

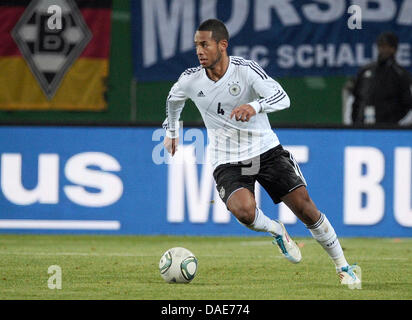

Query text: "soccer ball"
[159, 247, 198, 283]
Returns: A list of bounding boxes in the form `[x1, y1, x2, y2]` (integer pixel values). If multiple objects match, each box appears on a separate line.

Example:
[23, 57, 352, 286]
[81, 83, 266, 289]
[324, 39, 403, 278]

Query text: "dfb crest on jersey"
[228, 82, 241, 96]
[12, 0, 92, 99]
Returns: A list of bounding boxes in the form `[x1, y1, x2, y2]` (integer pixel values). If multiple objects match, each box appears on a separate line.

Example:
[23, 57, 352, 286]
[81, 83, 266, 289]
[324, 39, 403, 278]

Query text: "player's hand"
[164, 136, 178, 156]
[230, 104, 256, 122]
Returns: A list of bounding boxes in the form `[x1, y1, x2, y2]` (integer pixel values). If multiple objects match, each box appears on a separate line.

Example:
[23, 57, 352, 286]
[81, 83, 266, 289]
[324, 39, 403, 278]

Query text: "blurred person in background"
[343, 31, 412, 126]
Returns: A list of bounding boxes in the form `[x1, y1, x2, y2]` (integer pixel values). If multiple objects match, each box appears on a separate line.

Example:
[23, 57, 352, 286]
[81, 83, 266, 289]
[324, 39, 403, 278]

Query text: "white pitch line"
[0, 219, 121, 230]
[0, 251, 156, 257]
[0, 251, 274, 259]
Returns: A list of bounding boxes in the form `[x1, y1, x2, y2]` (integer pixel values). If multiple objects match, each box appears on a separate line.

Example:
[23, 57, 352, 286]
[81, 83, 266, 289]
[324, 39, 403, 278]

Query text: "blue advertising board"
[0, 126, 411, 237]
[131, 0, 412, 81]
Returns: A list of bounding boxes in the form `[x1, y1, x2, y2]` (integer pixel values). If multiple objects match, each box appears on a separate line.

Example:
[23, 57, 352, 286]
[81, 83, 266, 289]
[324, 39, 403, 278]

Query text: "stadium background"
[0, 0, 411, 238]
[0, 0, 352, 124]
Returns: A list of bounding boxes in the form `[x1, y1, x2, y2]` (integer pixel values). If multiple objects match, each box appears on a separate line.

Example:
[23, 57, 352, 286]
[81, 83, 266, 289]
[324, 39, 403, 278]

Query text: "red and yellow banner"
[0, 0, 112, 111]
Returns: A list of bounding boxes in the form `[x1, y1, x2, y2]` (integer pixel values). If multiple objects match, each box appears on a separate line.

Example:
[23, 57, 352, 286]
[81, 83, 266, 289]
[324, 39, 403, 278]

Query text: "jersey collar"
[203, 56, 233, 85]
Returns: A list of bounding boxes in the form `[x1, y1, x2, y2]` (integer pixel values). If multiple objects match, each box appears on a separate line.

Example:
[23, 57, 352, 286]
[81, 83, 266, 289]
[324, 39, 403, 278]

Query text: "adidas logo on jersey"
[197, 91, 205, 97]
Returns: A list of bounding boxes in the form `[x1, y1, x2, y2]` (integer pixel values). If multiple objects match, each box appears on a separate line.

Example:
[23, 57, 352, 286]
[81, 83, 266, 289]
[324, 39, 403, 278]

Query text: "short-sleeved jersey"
[164, 56, 290, 169]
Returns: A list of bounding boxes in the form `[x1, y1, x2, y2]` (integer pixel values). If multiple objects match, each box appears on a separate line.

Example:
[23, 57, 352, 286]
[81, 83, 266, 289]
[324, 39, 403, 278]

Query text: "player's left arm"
[249, 77, 290, 114]
[231, 71, 290, 122]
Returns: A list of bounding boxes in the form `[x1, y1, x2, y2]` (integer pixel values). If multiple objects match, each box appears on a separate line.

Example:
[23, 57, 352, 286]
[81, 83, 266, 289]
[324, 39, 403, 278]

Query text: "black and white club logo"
[12, 0, 92, 99]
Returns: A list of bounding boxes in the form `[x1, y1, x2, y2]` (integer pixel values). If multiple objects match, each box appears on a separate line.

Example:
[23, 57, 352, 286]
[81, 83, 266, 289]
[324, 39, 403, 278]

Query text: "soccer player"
[163, 19, 360, 288]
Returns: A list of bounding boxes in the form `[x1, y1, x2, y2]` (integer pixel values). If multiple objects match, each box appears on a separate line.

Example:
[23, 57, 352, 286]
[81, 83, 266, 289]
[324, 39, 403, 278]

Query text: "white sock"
[243, 207, 283, 236]
[306, 213, 348, 270]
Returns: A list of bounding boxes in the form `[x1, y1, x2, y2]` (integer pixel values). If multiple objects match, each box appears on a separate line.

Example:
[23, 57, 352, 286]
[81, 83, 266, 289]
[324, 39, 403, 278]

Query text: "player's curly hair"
[197, 19, 229, 43]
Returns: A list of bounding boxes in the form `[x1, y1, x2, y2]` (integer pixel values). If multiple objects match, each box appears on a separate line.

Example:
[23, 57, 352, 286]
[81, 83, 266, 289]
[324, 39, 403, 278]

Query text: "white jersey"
[164, 56, 290, 169]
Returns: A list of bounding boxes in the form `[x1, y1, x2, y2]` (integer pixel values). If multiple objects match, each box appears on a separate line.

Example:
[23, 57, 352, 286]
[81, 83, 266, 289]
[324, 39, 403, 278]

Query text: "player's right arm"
[163, 79, 188, 156]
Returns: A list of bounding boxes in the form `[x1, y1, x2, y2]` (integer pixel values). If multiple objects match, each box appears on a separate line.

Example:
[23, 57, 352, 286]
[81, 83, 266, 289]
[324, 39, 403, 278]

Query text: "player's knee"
[228, 197, 256, 225]
[238, 207, 256, 225]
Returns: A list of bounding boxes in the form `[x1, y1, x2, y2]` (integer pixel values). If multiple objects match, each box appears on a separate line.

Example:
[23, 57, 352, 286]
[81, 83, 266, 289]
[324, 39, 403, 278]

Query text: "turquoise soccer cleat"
[272, 220, 302, 264]
[338, 264, 362, 289]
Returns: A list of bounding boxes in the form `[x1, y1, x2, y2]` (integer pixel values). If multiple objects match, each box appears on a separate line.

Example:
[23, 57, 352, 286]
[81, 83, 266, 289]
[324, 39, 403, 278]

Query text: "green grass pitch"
[0, 234, 411, 300]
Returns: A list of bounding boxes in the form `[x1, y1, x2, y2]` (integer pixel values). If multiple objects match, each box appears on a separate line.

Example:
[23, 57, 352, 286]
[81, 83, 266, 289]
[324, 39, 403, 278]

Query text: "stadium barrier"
[0, 125, 411, 237]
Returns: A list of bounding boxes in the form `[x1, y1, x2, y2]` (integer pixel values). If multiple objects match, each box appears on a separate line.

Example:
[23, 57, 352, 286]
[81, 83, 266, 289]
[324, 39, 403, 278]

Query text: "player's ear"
[218, 39, 228, 52]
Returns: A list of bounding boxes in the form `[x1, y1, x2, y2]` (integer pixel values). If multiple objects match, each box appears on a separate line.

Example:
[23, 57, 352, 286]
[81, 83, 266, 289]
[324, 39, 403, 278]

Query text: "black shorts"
[212, 145, 307, 205]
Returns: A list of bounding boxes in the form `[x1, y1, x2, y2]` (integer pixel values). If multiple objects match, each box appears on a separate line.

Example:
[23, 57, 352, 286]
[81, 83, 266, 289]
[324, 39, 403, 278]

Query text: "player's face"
[377, 42, 396, 62]
[194, 31, 225, 69]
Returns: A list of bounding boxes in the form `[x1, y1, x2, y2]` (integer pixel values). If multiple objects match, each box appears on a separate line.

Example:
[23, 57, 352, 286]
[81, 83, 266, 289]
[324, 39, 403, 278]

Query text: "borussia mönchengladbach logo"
[12, 0, 92, 99]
